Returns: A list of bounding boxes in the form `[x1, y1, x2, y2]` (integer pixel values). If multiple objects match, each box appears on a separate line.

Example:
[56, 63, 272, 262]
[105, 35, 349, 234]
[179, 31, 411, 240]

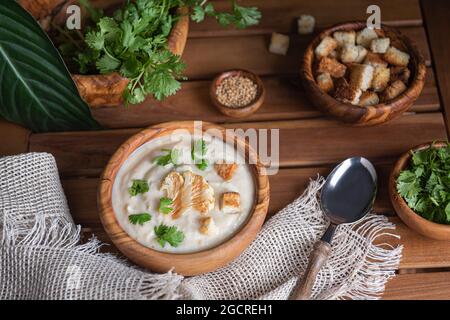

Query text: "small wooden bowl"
[389, 141, 450, 240]
[98, 121, 270, 275]
[210, 69, 265, 118]
[20, 0, 189, 107]
[302, 21, 426, 126]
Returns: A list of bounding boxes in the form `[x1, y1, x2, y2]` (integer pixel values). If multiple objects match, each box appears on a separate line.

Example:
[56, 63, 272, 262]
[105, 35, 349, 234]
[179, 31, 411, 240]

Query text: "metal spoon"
[291, 157, 377, 300]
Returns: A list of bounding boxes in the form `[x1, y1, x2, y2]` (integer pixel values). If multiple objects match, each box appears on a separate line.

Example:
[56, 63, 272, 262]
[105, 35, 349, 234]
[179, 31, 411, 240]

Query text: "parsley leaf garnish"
[128, 213, 152, 225]
[397, 143, 450, 224]
[159, 197, 174, 214]
[153, 148, 179, 166]
[154, 224, 185, 247]
[128, 179, 149, 196]
[191, 139, 208, 171]
[54, 0, 261, 105]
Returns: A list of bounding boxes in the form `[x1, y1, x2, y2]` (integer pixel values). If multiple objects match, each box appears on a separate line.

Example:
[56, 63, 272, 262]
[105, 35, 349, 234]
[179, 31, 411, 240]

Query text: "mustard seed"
[216, 76, 258, 108]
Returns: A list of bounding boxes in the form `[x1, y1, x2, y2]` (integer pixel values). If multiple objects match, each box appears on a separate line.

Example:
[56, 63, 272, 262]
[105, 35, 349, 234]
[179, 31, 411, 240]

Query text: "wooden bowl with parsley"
[389, 141, 450, 240]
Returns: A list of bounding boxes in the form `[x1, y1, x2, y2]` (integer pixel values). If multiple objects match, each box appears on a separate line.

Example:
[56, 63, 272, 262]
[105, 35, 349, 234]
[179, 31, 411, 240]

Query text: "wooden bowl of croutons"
[301, 21, 426, 126]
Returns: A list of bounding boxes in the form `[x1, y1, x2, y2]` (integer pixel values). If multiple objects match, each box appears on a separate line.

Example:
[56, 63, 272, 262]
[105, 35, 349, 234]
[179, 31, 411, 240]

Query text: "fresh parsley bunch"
[397, 143, 450, 224]
[58, 0, 261, 105]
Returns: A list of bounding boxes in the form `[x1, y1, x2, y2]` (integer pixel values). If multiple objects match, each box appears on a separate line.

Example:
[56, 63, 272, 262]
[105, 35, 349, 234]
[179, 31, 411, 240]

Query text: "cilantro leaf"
[154, 224, 185, 247]
[191, 139, 208, 170]
[128, 179, 149, 196]
[159, 197, 173, 214]
[129, 213, 152, 225]
[397, 143, 450, 224]
[57, 0, 261, 105]
[153, 148, 180, 166]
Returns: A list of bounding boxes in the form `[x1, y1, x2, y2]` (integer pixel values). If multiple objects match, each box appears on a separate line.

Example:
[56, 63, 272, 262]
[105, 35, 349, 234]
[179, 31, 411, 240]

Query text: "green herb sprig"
[55, 0, 261, 105]
[397, 143, 450, 224]
[159, 197, 174, 214]
[129, 213, 152, 225]
[128, 179, 149, 196]
[153, 148, 180, 166]
[154, 224, 185, 247]
[191, 139, 208, 170]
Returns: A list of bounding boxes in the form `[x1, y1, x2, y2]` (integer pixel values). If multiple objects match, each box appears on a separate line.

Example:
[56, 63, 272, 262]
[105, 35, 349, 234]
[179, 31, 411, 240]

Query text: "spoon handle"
[291, 240, 332, 300]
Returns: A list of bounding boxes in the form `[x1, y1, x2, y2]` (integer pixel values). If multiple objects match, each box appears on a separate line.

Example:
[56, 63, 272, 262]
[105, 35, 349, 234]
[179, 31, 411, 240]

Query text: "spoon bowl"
[292, 157, 377, 299]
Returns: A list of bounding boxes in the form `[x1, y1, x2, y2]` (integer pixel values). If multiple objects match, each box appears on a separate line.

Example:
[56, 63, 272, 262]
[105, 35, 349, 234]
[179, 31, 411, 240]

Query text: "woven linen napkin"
[0, 153, 402, 300]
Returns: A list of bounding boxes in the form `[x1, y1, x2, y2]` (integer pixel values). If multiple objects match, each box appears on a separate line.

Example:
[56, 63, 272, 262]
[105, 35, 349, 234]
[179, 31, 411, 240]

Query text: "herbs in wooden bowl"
[389, 142, 450, 240]
[21, 0, 261, 107]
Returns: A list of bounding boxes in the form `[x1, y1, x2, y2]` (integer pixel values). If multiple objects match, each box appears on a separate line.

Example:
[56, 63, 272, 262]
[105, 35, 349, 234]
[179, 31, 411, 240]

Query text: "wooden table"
[2, 0, 450, 300]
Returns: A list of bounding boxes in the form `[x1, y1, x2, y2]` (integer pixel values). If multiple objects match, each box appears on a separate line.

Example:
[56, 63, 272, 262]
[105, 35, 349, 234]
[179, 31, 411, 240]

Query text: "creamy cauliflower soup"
[112, 133, 255, 253]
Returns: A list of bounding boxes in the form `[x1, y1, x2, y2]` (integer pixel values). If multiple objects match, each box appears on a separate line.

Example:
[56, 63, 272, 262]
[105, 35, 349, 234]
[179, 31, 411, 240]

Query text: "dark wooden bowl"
[20, 0, 189, 107]
[389, 141, 450, 240]
[301, 21, 426, 126]
[210, 69, 265, 118]
[98, 121, 270, 275]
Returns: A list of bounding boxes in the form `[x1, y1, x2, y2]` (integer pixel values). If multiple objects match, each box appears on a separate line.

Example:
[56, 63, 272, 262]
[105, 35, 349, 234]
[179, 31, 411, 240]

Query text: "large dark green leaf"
[0, 0, 101, 132]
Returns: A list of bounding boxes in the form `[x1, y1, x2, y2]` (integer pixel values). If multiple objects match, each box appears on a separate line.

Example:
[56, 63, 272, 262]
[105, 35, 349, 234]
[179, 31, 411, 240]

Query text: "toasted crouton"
[315, 36, 338, 59]
[371, 66, 390, 92]
[199, 216, 213, 235]
[221, 192, 241, 214]
[370, 38, 390, 53]
[316, 73, 334, 93]
[297, 15, 315, 34]
[214, 162, 238, 181]
[340, 44, 367, 63]
[329, 50, 338, 59]
[381, 80, 407, 101]
[390, 66, 411, 83]
[349, 64, 374, 91]
[317, 57, 346, 78]
[334, 78, 362, 105]
[383, 47, 410, 66]
[333, 30, 356, 46]
[358, 91, 379, 107]
[363, 52, 388, 68]
[269, 32, 290, 55]
[356, 28, 378, 48]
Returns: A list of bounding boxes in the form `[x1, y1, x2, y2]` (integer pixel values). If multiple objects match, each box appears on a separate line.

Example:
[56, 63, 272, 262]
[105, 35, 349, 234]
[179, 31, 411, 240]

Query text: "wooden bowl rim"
[389, 141, 450, 233]
[302, 21, 427, 123]
[209, 69, 266, 117]
[98, 121, 270, 275]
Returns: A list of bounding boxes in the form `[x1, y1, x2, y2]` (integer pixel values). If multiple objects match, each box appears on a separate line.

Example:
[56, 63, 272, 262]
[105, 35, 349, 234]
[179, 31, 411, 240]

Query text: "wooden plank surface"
[421, 0, 450, 135]
[188, 0, 423, 37]
[30, 113, 447, 177]
[182, 27, 430, 80]
[92, 69, 439, 129]
[0, 119, 30, 156]
[383, 271, 450, 299]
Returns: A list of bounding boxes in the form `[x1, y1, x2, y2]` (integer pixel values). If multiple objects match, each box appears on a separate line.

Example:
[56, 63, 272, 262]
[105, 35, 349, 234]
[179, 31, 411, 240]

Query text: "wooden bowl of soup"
[98, 121, 270, 275]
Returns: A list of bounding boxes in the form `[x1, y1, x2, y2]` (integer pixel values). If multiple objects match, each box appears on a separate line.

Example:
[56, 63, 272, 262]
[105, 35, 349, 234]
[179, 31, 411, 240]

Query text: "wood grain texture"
[182, 27, 430, 80]
[90, 69, 439, 129]
[383, 271, 450, 299]
[292, 240, 332, 300]
[187, 0, 423, 37]
[210, 69, 265, 118]
[0, 119, 31, 156]
[98, 121, 270, 275]
[28, 113, 448, 177]
[421, 0, 450, 136]
[389, 141, 450, 240]
[302, 22, 427, 125]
